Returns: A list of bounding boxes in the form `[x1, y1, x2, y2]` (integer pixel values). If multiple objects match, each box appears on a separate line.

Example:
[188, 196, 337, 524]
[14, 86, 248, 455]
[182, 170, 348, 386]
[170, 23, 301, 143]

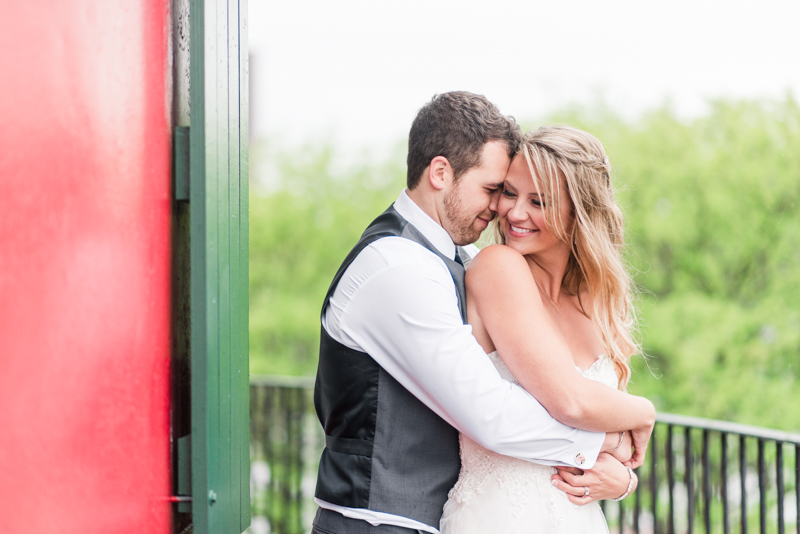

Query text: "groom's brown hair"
[406, 91, 521, 189]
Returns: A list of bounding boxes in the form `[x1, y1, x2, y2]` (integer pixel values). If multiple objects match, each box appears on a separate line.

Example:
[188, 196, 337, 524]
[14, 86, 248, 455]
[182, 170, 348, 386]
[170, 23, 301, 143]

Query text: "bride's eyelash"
[503, 190, 544, 207]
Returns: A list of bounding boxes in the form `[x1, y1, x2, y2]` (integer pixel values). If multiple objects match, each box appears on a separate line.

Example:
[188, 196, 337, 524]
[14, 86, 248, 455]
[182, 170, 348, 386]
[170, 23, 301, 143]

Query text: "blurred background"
[245, 1, 800, 531]
[6, 1, 796, 533]
[247, 0, 800, 430]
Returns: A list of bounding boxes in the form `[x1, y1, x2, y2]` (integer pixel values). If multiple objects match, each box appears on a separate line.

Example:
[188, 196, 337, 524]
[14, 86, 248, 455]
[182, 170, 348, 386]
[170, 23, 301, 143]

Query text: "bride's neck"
[526, 249, 570, 304]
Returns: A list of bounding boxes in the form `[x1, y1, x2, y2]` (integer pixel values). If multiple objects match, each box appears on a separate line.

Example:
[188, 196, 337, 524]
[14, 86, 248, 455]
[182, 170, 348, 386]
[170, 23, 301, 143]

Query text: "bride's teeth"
[511, 225, 533, 234]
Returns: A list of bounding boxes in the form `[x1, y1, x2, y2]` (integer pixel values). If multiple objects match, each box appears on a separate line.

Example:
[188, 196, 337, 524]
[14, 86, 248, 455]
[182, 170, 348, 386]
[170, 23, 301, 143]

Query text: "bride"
[440, 126, 643, 533]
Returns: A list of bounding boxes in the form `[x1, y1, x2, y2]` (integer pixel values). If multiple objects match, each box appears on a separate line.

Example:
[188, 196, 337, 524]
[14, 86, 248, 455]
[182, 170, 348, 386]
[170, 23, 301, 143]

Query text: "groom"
[313, 92, 642, 534]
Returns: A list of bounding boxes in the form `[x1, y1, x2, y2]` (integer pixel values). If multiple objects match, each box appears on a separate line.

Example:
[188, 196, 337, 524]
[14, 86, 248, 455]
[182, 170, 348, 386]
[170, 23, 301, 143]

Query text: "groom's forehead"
[469, 141, 512, 177]
[460, 172, 505, 190]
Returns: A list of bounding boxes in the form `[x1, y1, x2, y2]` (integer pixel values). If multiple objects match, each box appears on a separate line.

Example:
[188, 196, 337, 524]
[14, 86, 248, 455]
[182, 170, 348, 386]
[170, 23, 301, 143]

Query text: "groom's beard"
[443, 183, 494, 246]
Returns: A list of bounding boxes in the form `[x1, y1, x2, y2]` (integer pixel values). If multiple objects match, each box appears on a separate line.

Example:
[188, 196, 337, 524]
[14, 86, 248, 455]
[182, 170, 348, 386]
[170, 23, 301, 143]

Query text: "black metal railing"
[249, 376, 319, 534]
[600, 412, 800, 534]
[249, 379, 800, 534]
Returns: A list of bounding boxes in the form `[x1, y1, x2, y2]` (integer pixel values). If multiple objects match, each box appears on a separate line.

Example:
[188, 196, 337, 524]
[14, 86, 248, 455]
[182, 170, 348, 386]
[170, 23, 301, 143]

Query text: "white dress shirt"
[316, 190, 604, 533]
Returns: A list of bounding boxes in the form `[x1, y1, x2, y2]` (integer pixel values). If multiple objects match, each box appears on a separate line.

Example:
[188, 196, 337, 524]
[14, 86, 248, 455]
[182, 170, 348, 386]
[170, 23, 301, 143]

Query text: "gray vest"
[314, 204, 468, 529]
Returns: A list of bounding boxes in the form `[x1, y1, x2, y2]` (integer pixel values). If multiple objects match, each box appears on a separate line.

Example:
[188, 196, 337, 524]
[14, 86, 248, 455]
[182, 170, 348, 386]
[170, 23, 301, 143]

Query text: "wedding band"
[584, 486, 590, 497]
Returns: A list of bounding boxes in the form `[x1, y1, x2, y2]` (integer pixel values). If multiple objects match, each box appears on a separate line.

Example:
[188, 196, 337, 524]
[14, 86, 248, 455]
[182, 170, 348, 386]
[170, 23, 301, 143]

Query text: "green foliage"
[249, 98, 800, 431]
[248, 141, 406, 375]
[546, 98, 800, 430]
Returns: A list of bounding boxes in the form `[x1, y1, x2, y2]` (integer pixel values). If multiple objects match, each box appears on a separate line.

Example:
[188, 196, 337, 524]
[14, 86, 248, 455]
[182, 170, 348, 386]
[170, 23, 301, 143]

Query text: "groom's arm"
[327, 239, 605, 469]
[466, 245, 656, 467]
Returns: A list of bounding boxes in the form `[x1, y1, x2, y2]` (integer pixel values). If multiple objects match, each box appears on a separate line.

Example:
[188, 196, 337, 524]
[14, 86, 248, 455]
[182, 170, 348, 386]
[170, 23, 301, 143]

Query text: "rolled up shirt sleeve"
[334, 245, 604, 469]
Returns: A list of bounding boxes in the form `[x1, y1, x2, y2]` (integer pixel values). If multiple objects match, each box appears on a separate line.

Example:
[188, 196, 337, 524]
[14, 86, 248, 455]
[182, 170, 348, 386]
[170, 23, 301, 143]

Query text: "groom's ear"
[427, 156, 453, 192]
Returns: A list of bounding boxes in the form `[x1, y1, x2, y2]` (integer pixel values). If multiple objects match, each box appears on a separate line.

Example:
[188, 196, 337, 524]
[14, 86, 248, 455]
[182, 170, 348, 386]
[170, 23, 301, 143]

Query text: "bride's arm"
[467, 245, 655, 464]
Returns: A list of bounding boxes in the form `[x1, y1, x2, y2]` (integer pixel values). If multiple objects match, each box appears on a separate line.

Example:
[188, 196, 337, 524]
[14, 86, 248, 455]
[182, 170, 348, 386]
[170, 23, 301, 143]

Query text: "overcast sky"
[249, 0, 800, 155]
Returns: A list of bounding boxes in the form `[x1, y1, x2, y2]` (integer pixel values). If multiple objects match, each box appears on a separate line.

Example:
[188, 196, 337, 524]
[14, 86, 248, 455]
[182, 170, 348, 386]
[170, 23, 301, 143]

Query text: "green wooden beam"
[189, 0, 249, 532]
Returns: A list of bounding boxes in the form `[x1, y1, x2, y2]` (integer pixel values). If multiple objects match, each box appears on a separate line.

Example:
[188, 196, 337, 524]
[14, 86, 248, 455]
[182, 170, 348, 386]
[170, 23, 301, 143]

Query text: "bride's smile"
[508, 224, 536, 235]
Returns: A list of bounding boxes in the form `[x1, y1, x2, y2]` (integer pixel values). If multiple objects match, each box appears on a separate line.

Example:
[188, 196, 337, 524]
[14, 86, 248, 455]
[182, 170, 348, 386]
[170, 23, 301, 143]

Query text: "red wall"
[0, 1, 172, 532]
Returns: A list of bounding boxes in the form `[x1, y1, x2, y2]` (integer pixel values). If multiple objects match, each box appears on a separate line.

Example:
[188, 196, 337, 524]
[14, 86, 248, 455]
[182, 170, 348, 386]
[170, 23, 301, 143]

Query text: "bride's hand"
[629, 419, 655, 469]
[550, 453, 638, 505]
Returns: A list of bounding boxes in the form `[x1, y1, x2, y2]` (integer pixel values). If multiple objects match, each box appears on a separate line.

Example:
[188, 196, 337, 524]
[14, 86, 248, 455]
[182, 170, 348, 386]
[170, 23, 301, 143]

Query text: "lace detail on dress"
[446, 436, 497, 506]
[487, 351, 519, 384]
[577, 354, 619, 390]
[442, 351, 617, 533]
[488, 349, 617, 390]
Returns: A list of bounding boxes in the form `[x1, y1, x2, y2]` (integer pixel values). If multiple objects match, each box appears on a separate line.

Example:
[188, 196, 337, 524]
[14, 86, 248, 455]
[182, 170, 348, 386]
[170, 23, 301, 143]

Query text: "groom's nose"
[488, 189, 502, 213]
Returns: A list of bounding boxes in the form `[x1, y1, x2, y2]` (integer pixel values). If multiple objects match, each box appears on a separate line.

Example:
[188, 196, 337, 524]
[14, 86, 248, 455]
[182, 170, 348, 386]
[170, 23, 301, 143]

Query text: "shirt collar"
[394, 189, 457, 261]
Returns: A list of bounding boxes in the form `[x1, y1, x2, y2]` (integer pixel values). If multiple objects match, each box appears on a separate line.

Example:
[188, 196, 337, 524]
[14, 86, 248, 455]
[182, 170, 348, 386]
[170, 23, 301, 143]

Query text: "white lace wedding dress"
[439, 351, 618, 534]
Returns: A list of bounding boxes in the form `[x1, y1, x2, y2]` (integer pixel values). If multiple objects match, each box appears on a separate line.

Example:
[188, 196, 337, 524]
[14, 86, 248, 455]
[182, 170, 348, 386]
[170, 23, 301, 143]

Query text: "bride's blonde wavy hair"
[492, 126, 640, 390]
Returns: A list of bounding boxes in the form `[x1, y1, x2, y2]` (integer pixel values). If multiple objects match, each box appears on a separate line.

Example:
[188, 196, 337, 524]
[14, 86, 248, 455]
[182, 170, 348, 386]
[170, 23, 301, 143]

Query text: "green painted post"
[189, 0, 249, 532]
[238, 0, 250, 528]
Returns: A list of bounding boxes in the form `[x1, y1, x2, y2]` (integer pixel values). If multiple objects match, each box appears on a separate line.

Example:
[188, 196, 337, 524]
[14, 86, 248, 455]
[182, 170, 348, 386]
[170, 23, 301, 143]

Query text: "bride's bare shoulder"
[466, 244, 532, 286]
[466, 245, 545, 313]
[468, 244, 527, 271]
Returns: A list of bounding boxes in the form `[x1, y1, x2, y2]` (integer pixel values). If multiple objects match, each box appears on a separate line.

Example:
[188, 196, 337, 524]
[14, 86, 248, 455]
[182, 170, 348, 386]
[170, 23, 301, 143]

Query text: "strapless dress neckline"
[485, 351, 618, 389]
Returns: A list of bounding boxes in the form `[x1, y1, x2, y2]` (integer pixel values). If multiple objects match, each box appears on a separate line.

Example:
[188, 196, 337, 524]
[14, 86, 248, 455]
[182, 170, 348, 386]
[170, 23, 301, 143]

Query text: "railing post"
[703, 429, 711, 534]
[795, 444, 799, 534]
[651, 425, 658, 534]
[686, 427, 694, 534]
[619, 490, 625, 534]
[776, 441, 784, 534]
[634, 468, 641, 534]
[721, 432, 729, 534]
[291, 388, 304, 532]
[282, 387, 293, 532]
[740, 435, 747, 534]
[758, 439, 766, 534]
[667, 424, 675, 534]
